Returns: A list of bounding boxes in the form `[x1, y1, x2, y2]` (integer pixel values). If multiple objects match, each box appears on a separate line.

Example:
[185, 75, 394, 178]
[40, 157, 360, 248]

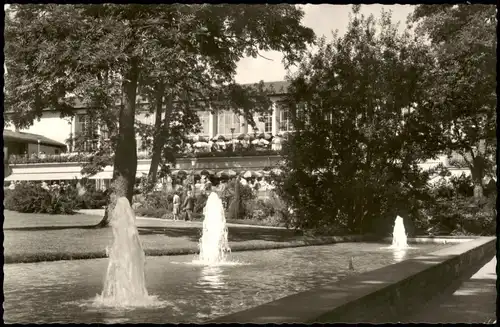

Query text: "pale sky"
[235, 4, 415, 84]
[4, 4, 415, 85]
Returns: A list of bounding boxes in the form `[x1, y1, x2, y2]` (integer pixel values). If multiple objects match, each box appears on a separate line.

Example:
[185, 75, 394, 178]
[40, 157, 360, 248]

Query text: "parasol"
[200, 169, 214, 176]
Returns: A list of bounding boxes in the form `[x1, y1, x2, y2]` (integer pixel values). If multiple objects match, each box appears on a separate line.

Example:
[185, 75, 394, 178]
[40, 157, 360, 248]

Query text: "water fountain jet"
[389, 215, 409, 250]
[94, 197, 158, 307]
[196, 187, 231, 265]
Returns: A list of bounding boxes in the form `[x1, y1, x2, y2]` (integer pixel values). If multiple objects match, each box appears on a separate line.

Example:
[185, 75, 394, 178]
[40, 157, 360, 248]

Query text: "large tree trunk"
[471, 164, 485, 200]
[471, 140, 488, 200]
[228, 175, 241, 220]
[147, 82, 166, 188]
[96, 59, 139, 228]
[148, 91, 173, 186]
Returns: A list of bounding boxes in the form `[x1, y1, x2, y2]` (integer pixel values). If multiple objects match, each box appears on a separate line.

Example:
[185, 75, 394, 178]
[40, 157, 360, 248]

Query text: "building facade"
[4, 80, 470, 185]
[4, 81, 292, 153]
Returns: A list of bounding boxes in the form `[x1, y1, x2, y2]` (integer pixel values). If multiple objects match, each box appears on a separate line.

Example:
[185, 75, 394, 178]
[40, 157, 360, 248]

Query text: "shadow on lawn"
[138, 225, 299, 243]
[4, 224, 299, 244]
[4, 225, 97, 231]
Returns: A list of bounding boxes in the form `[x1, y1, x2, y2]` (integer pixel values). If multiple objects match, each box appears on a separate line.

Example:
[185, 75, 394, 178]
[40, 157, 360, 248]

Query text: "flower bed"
[133, 183, 289, 227]
[8, 148, 282, 165]
[4, 182, 107, 214]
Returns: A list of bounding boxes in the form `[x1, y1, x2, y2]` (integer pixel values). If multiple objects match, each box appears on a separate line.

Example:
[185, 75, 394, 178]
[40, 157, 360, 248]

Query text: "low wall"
[210, 236, 495, 323]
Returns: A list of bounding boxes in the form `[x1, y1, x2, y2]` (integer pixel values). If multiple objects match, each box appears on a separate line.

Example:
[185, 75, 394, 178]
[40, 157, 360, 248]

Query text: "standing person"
[183, 190, 195, 221]
[172, 191, 181, 221]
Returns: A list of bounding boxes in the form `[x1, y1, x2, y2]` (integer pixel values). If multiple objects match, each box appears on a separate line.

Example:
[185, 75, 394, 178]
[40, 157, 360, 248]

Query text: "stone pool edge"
[209, 236, 496, 323]
[4, 235, 476, 264]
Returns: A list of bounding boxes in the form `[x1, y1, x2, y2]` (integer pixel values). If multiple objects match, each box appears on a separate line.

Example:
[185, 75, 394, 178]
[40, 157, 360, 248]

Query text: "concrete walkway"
[77, 209, 286, 229]
[406, 256, 497, 323]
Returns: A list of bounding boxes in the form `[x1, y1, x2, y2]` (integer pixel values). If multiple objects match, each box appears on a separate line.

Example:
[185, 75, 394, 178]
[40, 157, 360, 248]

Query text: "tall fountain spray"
[95, 197, 155, 307]
[197, 189, 231, 265]
[389, 215, 409, 250]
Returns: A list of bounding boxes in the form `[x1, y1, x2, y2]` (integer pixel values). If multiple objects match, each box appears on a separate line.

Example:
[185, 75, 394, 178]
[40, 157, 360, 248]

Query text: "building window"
[278, 108, 293, 132]
[254, 114, 273, 134]
[197, 111, 210, 136]
[217, 111, 241, 137]
[74, 114, 99, 152]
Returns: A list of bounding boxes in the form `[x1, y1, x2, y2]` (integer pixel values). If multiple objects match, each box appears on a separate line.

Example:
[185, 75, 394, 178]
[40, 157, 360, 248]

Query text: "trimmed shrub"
[4, 183, 76, 214]
[135, 207, 169, 219]
[417, 177, 496, 236]
[426, 195, 496, 236]
[76, 187, 108, 209]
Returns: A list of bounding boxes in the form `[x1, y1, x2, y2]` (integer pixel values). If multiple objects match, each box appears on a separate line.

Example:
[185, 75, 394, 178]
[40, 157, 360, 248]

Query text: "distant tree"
[4, 4, 314, 227]
[409, 4, 496, 199]
[275, 7, 436, 235]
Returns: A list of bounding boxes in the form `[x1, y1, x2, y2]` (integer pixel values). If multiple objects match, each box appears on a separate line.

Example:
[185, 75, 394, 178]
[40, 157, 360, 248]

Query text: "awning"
[5, 172, 82, 181]
[88, 171, 147, 179]
[3, 129, 67, 148]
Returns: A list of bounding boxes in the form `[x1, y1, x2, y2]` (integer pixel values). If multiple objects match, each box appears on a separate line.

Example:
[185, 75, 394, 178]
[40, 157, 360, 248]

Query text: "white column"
[239, 115, 247, 134]
[209, 110, 216, 138]
[70, 116, 76, 152]
[97, 122, 102, 149]
[271, 101, 278, 135]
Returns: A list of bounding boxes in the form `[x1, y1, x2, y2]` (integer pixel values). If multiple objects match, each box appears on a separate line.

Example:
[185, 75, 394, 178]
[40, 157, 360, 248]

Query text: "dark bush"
[143, 191, 173, 211]
[449, 174, 474, 197]
[76, 187, 108, 209]
[4, 182, 76, 214]
[416, 177, 496, 236]
[135, 206, 170, 219]
[194, 193, 208, 214]
[425, 195, 496, 236]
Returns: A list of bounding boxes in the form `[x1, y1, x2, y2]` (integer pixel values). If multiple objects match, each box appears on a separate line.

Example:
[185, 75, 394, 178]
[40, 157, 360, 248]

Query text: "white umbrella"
[272, 168, 283, 175]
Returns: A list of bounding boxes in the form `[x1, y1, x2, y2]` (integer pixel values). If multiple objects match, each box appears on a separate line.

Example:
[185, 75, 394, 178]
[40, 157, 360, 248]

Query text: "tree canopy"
[409, 4, 496, 198]
[5, 4, 315, 226]
[275, 7, 436, 234]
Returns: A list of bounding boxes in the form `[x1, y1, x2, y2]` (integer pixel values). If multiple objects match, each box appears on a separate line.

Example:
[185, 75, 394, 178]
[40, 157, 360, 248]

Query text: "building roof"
[4, 80, 291, 115]
[251, 80, 290, 95]
[3, 130, 67, 148]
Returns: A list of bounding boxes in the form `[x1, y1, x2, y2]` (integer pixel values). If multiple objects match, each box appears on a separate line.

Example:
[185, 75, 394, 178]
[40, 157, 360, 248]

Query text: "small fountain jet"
[348, 257, 355, 271]
[197, 183, 231, 265]
[389, 215, 409, 250]
[95, 196, 158, 307]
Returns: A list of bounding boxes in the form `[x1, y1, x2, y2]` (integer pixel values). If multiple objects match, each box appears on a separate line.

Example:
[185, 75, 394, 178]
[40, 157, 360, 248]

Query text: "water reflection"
[4, 243, 449, 323]
[197, 265, 225, 292]
[392, 249, 408, 263]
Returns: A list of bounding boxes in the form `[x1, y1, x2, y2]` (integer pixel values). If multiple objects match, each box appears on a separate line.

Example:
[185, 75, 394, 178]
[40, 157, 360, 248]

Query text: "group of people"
[171, 189, 195, 221]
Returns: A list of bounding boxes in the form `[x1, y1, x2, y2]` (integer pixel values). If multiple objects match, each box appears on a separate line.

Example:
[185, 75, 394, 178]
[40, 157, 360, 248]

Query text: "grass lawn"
[4, 211, 342, 264]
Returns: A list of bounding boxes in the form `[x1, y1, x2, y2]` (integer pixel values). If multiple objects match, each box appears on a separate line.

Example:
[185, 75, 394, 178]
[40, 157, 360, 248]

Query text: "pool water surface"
[4, 242, 449, 323]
